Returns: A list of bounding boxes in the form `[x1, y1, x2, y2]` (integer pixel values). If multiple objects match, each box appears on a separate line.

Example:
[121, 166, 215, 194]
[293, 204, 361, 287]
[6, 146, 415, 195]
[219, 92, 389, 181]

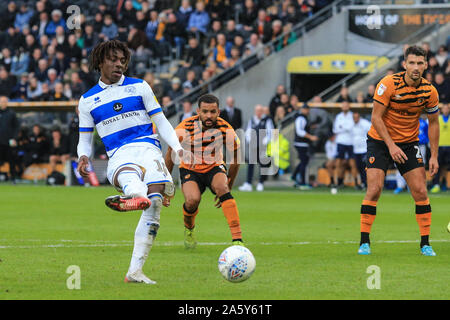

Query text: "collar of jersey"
[98, 75, 125, 89]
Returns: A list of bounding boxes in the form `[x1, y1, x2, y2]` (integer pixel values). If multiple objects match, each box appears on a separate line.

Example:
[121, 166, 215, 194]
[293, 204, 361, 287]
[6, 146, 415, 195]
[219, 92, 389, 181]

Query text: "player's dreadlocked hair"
[89, 40, 131, 73]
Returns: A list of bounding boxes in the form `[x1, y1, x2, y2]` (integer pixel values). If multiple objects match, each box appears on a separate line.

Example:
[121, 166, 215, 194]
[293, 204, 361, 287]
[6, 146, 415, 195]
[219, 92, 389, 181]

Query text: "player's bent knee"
[185, 198, 200, 212]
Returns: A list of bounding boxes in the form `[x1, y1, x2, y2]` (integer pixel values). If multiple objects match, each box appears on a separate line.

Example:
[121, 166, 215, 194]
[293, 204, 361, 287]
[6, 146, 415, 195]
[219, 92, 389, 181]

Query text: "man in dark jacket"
[0, 96, 20, 181]
[220, 96, 242, 130]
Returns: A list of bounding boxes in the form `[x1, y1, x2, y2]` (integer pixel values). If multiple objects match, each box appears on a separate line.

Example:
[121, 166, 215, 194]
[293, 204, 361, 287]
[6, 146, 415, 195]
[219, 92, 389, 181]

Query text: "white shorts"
[107, 143, 172, 190]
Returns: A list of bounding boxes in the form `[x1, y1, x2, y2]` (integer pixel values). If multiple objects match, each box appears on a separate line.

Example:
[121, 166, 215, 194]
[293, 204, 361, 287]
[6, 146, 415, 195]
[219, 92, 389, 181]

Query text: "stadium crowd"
[0, 1, 449, 191]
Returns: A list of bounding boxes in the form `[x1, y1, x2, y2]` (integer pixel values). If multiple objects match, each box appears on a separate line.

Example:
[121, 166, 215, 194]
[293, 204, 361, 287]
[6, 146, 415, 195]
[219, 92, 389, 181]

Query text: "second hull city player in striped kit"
[358, 45, 440, 257]
[77, 40, 190, 284]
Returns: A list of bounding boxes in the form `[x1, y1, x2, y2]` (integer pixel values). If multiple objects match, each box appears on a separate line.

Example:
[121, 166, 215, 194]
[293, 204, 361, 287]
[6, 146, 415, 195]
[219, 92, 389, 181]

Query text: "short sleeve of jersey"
[425, 85, 439, 114]
[78, 97, 94, 132]
[141, 80, 163, 117]
[373, 76, 394, 107]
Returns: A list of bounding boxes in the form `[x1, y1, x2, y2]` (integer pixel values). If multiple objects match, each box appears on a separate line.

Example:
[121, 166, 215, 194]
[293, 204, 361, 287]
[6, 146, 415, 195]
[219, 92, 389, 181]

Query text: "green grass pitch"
[0, 185, 448, 300]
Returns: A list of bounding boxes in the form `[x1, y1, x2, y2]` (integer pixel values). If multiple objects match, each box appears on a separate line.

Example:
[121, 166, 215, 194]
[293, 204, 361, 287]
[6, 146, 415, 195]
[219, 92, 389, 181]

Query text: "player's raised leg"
[358, 168, 385, 255]
[125, 183, 165, 284]
[105, 165, 152, 212]
[211, 172, 243, 245]
[181, 180, 202, 249]
[403, 167, 436, 256]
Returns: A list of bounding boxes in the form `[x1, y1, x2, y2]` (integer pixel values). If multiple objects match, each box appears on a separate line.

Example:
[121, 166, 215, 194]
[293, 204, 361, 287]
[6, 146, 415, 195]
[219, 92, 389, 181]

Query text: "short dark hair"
[404, 45, 427, 60]
[198, 94, 219, 109]
[89, 40, 131, 73]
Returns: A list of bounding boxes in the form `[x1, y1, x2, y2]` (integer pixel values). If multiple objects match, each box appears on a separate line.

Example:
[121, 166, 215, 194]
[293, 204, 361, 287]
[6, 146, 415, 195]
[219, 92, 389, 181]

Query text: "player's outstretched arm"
[427, 110, 440, 176]
[371, 101, 407, 164]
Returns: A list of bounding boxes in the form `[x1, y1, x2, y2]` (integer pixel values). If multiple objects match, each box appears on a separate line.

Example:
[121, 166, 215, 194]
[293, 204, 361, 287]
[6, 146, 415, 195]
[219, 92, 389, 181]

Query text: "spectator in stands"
[269, 84, 286, 119]
[267, 20, 283, 43]
[244, 33, 264, 58]
[2, 27, 25, 53]
[435, 45, 448, 70]
[176, 0, 193, 30]
[48, 127, 70, 174]
[64, 34, 83, 62]
[68, 72, 86, 100]
[10, 47, 30, 77]
[27, 76, 42, 100]
[220, 96, 243, 130]
[14, 3, 34, 32]
[182, 69, 199, 89]
[53, 25, 66, 47]
[239, 104, 275, 192]
[228, 46, 242, 68]
[46, 68, 59, 91]
[50, 82, 69, 102]
[24, 124, 48, 167]
[296, 0, 316, 21]
[333, 101, 356, 188]
[182, 37, 204, 74]
[292, 104, 318, 189]
[167, 77, 183, 100]
[52, 47, 69, 77]
[0, 67, 16, 97]
[278, 93, 291, 115]
[336, 86, 354, 103]
[164, 12, 187, 59]
[253, 8, 272, 43]
[224, 19, 242, 44]
[213, 33, 232, 69]
[24, 34, 39, 54]
[179, 100, 195, 123]
[78, 58, 97, 89]
[274, 106, 286, 127]
[0, 47, 13, 72]
[64, 58, 80, 84]
[187, 1, 210, 40]
[45, 9, 66, 38]
[83, 24, 99, 57]
[145, 10, 159, 44]
[275, 22, 297, 52]
[288, 94, 300, 113]
[364, 84, 375, 103]
[233, 35, 246, 57]
[240, 0, 259, 34]
[118, 0, 137, 31]
[205, 0, 231, 21]
[36, 82, 52, 101]
[433, 72, 450, 103]
[0, 2, 17, 32]
[352, 112, 371, 189]
[32, 11, 50, 40]
[355, 91, 365, 104]
[35, 58, 49, 83]
[0, 95, 20, 182]
[421, 41, 435, 61]
[12, 72, 29, 100]
[100, 14, 118, 41]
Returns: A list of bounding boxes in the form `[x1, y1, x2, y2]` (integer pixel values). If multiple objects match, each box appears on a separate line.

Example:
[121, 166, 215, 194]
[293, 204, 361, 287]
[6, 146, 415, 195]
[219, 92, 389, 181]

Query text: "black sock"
[420, 235, 429, 248]
[338, 178, 344, 186]
[360, 232, 370, 245]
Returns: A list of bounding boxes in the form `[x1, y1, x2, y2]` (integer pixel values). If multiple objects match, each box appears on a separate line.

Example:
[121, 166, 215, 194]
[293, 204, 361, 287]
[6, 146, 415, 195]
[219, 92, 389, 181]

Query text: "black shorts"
[179, 165, 228, 194]
[366, 136, 424, 175]
[336, 144, 354, 160]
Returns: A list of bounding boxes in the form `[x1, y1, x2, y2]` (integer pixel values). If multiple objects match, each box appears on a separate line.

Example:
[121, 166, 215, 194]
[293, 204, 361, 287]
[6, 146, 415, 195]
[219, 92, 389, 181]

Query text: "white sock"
[117, 170, 147, 198]
[128, 193, 163, 274]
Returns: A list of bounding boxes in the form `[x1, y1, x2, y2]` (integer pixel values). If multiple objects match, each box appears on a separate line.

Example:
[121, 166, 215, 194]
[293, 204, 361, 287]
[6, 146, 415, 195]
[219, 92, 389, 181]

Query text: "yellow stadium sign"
[287, 54, 390, 74]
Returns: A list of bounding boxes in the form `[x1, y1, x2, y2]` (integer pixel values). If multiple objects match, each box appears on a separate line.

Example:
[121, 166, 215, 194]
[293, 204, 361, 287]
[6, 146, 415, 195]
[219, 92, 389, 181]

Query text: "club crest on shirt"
[113, 102, 123, 112]
[369, 156, 375, 164]
[417, 98, 424, 105]
[377, 83, 387, 96]
[125, 86, 136, 95]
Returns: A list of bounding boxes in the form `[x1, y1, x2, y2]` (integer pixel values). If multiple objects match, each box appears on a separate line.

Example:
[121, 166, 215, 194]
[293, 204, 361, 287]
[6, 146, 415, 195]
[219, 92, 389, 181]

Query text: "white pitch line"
[0, 239, 449, 249]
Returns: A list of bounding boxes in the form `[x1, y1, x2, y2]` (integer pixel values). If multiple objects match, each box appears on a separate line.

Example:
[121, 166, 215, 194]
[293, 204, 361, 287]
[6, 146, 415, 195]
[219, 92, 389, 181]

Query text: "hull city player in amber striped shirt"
[164, 94, 244, 249]
[358, 45, 440, 257]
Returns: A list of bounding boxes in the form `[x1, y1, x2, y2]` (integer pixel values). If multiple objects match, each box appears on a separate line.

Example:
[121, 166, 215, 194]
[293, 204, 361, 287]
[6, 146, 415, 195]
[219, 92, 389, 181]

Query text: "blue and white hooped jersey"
[78, 75, 163, 157]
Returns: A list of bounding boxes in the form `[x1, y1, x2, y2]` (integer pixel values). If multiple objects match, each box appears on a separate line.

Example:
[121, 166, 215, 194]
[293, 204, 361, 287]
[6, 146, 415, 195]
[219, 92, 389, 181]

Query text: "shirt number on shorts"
[414, 146, 421, 159]
[154, 159, 169, 176]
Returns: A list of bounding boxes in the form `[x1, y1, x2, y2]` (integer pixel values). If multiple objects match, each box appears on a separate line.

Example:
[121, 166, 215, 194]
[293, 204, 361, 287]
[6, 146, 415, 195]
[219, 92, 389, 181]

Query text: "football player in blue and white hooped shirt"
[76, 40, 187, 285]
